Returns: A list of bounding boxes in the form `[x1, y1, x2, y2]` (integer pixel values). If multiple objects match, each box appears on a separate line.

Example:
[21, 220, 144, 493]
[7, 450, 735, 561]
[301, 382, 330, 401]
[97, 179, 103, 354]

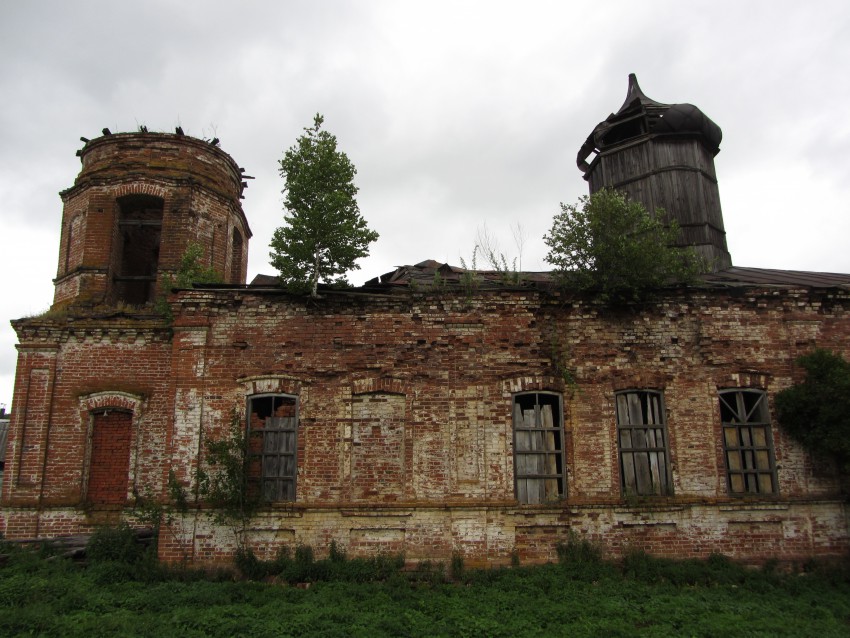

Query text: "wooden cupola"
[577, 74, 732, 271]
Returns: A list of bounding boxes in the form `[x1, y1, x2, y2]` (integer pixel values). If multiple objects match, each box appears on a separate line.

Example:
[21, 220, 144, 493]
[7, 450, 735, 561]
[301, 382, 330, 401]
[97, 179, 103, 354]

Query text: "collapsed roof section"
[242, 261, 850, 295]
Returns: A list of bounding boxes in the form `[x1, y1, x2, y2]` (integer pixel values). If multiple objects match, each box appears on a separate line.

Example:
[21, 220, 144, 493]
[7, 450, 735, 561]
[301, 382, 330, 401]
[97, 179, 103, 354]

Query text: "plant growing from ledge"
[155, 241, 222, 319]
[543, 189, 703, 304]
[775, 349, 850, 473]
[197, 413, 259, 546]
[270, 113, 379, 298]
[131, 470, 191, 558]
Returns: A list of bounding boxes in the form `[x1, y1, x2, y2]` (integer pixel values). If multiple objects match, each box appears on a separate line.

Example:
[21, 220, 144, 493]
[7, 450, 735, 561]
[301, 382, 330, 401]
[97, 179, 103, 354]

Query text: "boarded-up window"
[247, 394, 298, 501]
[87, 409, 132, 504]
[513, 392, 565, 504]
[616, 391, 671, 496]
[719, 389, 777, 495]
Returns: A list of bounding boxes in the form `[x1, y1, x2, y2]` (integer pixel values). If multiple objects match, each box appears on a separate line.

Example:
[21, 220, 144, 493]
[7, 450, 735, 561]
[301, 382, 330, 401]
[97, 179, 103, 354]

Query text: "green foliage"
[556, 532, 603, 565]
[475, 223, 525, 285]
[86, 523, 148, 565]
[270, 113, 379, 298]
[196, 416, 259, 535]
[171, 242, 223, 289]
[449, 552, 465, 580]
[3, 545, 850, 636]
[544, 188, 703, 303]
[458, 246, 480, 296]
[155, 241, 222, 319]
[234, 544, 406, 584]
[547, 332, 579, 397]
[555, 532, 615, 582]
[328, 540, 346, 563]
[168, 468, 190, 514]
[775, 349, 850, 471]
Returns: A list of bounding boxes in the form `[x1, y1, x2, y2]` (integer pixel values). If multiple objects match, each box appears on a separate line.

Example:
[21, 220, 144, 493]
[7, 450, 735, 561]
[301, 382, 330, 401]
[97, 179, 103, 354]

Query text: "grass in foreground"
[1, 534, 849, 637]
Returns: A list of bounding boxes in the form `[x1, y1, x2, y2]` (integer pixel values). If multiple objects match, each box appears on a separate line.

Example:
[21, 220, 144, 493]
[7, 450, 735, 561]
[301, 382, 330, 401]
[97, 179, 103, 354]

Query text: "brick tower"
[53, 131, 251, 308]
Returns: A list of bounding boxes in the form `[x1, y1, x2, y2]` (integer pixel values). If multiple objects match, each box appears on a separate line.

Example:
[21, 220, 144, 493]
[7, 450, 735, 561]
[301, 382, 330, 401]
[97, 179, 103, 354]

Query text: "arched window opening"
[513, 392, 565, 504]
[719, 389, 777, 495]
[113, 195, 163, 304]
[615, 390, 672, 496]
[247, 394, 298, 501]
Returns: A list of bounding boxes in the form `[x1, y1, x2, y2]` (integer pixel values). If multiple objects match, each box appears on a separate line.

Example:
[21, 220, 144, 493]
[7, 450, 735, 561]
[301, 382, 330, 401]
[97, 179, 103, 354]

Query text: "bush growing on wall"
[543, 189, 703, 303]
[775, 349, 850, 472]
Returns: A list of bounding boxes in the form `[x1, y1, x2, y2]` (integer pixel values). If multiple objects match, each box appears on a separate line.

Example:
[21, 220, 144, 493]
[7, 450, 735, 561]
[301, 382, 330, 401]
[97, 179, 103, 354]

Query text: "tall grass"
[1, 537, 849, 637]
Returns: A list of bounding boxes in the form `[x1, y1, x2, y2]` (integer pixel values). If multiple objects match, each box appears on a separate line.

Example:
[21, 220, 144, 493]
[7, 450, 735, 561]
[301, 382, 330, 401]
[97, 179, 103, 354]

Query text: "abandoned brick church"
[2, 76, 848, 565]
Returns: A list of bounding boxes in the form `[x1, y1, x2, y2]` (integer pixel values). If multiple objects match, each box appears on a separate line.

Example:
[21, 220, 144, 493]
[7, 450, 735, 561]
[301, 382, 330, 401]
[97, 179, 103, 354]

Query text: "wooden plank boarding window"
[719, 389, 777, 495]
[247, 394, 298, 501]
[513, 392, 565, 504]
[616, 390, 672, 496]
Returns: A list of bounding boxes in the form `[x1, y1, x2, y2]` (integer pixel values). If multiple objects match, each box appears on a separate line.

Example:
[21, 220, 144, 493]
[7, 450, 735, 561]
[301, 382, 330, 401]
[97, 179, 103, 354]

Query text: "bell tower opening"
[112, 194, 164, 305]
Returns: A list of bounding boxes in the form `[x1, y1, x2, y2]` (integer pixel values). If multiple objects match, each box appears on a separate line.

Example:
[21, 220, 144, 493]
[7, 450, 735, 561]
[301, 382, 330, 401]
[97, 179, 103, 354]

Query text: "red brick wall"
[87, 410, 132, 504]
[52, 133, 251, 308]
[4, 284, 849, 566]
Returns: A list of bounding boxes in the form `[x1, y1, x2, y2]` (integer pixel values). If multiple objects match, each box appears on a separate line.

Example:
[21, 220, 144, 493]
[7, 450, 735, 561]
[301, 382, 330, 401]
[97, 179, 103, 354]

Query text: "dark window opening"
[601, 116, 646, 146]
[616, 390, 672, 496]
[513, 392, 565, 504]
[113, 195, 163, 304]
[230, 228, 243, 284]
[720, 389, 777, 495]
[247, 394, 298, 501]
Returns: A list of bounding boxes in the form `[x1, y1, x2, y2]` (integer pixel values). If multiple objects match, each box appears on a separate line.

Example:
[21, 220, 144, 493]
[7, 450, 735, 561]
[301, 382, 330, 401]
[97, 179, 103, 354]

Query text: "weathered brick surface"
[53, 133, 250, 308]
[3, 132, 849, 567]
[7, 283, 847, 565]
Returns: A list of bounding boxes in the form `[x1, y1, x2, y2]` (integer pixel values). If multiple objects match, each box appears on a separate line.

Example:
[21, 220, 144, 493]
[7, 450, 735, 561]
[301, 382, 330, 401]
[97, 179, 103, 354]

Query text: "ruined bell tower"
[52, 131, 252, 308]
[577, 74, 732, 271]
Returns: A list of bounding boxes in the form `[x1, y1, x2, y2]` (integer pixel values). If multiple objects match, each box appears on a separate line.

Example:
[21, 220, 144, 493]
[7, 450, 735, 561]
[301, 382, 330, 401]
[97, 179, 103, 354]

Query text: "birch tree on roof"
[270, 114, 379, 298]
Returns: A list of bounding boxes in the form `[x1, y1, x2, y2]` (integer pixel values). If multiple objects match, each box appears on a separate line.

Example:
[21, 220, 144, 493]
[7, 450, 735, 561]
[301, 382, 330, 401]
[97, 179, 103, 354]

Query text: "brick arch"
[501, 375, 564, 398]
[110, 181, 171, 201]
[78, 392, 145, 505]
[351, 377, 411, 397]
[238, 375, 307, 399]
[714, 371, 771, 391]
[79, 390, 144, 415]
[610, 373, 668, 392]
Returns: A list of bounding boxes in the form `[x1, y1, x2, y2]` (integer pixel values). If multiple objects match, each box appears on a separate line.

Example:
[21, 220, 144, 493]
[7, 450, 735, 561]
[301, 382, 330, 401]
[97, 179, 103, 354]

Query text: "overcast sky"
[1, 0, 849, 410]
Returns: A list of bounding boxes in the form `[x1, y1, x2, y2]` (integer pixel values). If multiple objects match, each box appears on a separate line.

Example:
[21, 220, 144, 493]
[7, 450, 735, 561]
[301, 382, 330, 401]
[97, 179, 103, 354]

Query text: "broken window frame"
[512, 391, 566, 504]
[719, 389, 778, 496]
[615, 390, 673, 497]
[246, 393, 299, 502]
